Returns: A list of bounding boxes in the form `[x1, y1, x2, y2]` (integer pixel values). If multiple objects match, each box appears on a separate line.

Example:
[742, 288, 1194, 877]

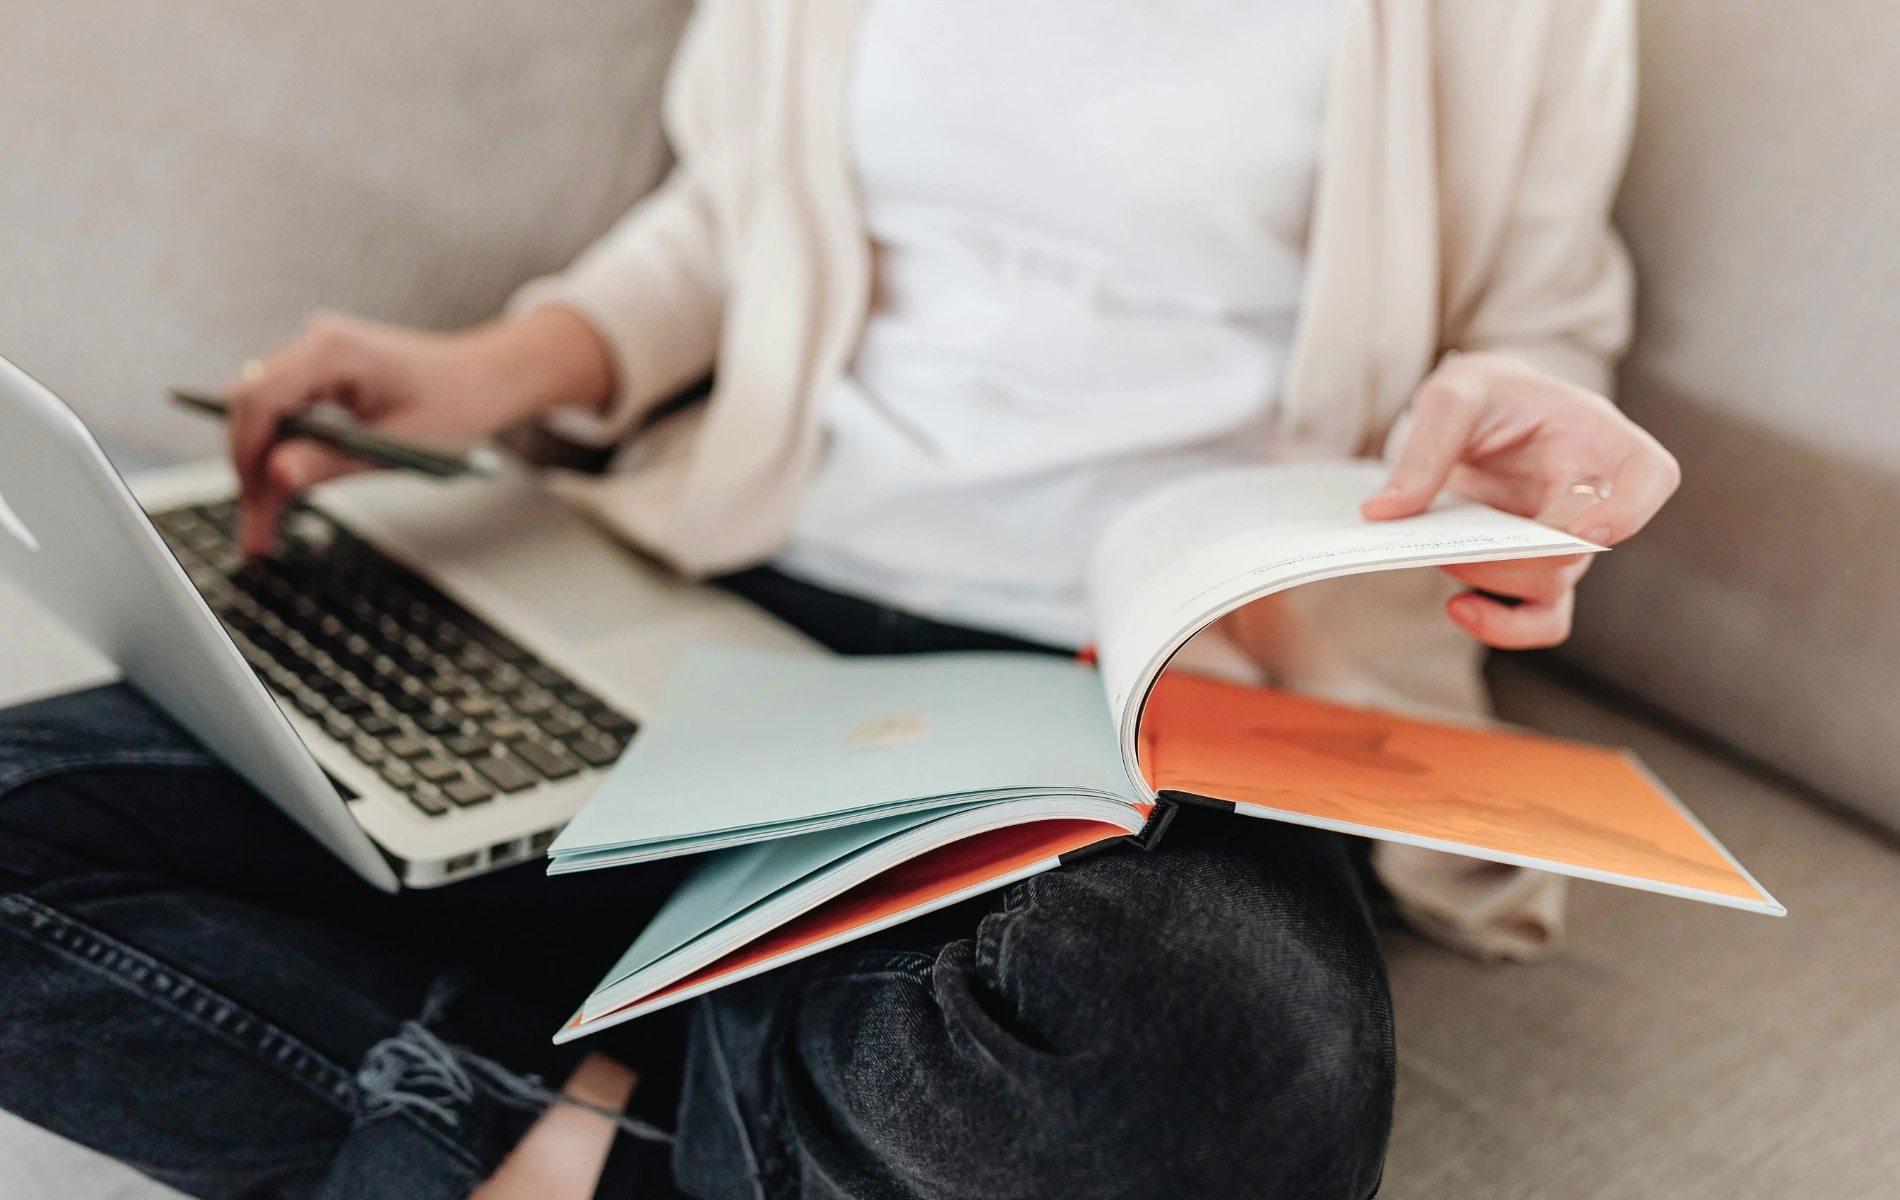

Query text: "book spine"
[1156, 789, 1236, 814]
[1055, 797, 1184, 867]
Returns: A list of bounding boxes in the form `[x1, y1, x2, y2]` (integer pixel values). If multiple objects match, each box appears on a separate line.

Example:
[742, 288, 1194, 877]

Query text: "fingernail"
[1584, 525, 1611, 545]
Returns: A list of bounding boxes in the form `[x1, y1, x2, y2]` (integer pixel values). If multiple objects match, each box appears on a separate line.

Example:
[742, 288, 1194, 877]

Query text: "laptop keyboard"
[149, 500, 637, 822]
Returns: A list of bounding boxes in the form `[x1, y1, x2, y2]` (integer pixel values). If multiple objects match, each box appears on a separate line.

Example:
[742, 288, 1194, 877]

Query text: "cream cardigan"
[511, 0, 1637, 961]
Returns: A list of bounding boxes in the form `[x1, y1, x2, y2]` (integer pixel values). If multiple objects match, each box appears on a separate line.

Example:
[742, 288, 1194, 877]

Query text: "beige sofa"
[2, 2, 1896, 1196]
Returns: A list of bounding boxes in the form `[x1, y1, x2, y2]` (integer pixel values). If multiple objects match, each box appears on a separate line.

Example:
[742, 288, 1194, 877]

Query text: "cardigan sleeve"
[507, 0, 736, 442]
[1445, 0, 1637, 396]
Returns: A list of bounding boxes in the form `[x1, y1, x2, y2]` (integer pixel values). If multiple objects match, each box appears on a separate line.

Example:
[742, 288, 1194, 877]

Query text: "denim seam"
[973, 878, 1036, 977]
[699, 999, 770, 1200]
[798, 964, 937, 994]
[832, 948, 935, 980]
[0, 751, 220, 799]
[0, 893, 360, 1116]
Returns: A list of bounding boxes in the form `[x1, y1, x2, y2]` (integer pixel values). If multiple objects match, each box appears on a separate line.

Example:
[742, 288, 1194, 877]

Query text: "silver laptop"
[0, 354, 812, 891]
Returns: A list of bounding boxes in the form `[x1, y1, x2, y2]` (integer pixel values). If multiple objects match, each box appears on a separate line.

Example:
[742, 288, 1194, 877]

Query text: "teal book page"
[590, 801, 995, 998]
[548, 646, 1136, 861]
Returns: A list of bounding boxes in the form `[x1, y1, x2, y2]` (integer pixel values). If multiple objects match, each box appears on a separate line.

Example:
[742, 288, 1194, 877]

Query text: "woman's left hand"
[1361, 352, 1680, 649]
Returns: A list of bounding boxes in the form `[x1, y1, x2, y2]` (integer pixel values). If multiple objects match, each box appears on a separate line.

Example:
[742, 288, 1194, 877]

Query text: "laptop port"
[445, 852, 479, 875]
[489, 839, 522, 864]
[530, 828, 558, 855]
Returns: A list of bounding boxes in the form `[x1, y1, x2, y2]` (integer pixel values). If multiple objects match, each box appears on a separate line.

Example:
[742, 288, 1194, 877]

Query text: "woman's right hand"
[227, 305, 615, 555]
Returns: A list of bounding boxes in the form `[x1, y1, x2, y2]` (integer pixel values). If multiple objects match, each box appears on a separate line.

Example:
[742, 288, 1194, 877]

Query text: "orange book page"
[570, 818, 1131, 1030]
[1139, 672, 1771, 906]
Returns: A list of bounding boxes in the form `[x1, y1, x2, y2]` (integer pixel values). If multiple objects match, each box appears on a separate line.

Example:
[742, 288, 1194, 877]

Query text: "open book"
[547, 463, 1781, 1043]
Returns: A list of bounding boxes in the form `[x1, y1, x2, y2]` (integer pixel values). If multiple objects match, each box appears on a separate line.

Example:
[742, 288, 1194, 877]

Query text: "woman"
[0, 2, 1675, 1197]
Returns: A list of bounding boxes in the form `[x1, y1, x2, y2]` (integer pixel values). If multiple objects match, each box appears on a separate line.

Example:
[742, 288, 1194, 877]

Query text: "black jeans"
[0, 568, 1394, 1199]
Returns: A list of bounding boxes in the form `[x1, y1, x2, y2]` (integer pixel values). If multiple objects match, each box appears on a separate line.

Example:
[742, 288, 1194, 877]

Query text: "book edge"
[553, 853, 1070, 1044]
[1225, 798, 1784, 916]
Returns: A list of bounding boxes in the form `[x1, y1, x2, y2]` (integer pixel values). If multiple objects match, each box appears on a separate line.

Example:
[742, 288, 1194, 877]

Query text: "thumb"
[1361, 371, 1489, 521]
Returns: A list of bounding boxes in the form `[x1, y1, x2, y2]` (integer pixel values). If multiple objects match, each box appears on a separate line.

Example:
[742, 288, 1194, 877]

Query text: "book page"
[1138, 672, 1781, 914]
[579, 793, 1145, 1022]
[1087, 462, 1601, 770]
[558, 817, 1129, 1041]
[547, 646, 1139, 868]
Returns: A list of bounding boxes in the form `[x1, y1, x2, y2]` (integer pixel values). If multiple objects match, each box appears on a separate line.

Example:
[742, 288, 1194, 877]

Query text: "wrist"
[466, 305, 616, 424]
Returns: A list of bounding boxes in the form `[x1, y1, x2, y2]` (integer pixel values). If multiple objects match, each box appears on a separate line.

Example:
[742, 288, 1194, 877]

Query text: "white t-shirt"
[775, 0, 1338, 648]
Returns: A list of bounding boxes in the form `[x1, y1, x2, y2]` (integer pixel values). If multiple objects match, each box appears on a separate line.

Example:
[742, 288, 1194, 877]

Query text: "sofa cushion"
[1566, 0, 1900, 834]
[1383, 656, 1900, 1199]
[0, 0, 690, 463]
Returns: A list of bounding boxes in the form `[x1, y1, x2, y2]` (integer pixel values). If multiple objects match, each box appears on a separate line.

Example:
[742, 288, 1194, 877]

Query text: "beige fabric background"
[1563, 0, 1900, 832]
[0, 0, 691, 462]
[1382, 659, 1900, 1200]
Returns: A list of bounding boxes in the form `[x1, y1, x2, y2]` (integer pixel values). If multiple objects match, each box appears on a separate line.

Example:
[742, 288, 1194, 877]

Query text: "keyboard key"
[525, 665, 568, 688]
[414, 710, 458, 735]
[407, 789, 450, 817]
[455, 646, 495, 673]
[511, 691, 556, 716]
[564, 734, 622, 768]
[511, 739, 580, 781]
[482, 718, 533, 742]
[350, 736, 386, 766]
[537, 710, 588, 738]
[557, 689, 601, 712]
[442, 778, 495, 807]
[413, 757, 464, 784]
[292, 690, 326, 718]
[471, 755, 538, 794]
[454, 696, 497, 718]
[485, 667, 525, 694]
[589, 711, 637, 737]
[355, 712, 398, 737]
[444, 732, 493, 757]
[382, 736, 431, 760]
[322, 712, 354, 741]
[380, 763, 418, 790]
[331, 693, 369, 715]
